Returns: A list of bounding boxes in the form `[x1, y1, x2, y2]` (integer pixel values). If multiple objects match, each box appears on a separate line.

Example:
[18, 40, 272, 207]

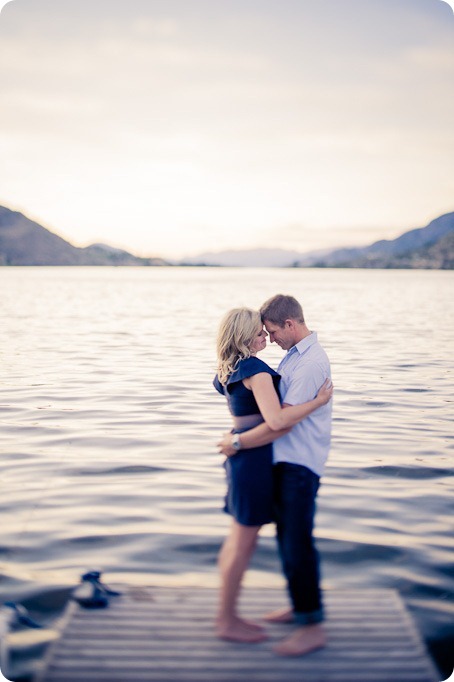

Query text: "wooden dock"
[35, 586, 440, 682]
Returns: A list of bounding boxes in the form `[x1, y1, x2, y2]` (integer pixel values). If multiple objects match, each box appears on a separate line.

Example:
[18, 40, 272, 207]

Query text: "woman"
[213, 307, 333, 642]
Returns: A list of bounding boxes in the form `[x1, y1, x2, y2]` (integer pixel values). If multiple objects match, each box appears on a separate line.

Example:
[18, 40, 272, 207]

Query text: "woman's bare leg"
[216, 520, 267, 642]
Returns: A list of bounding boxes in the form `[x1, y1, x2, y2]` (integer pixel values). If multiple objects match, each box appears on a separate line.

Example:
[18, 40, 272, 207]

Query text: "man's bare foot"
[215, 618, 269, 643]
[262, 607, 295, 623]
[273, 623, 326, 656]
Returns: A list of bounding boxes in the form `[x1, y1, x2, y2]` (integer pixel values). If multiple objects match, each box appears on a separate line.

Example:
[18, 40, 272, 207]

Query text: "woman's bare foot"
[273, 623, 326, 656]
[216, 617, 269, 643]
[262, 607, 295, 623]
[236, 616, 266, 632]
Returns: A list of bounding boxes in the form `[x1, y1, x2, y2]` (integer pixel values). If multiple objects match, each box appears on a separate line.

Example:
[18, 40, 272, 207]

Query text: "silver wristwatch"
[231, 434, 242, 451]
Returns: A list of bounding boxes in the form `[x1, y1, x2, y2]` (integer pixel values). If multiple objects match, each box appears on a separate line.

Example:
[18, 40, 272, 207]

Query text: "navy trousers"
[273, 462, 324, 624]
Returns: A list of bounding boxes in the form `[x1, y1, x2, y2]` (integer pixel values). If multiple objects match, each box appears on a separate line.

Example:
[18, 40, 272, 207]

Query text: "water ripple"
[0, 267, 452, 678]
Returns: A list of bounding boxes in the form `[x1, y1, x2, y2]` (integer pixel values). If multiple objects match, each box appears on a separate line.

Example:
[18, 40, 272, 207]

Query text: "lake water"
[0, 266, 452, 679]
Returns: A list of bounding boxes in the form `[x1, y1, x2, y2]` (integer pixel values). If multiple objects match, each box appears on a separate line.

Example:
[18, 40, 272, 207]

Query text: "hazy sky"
[0, 0, 453, 258]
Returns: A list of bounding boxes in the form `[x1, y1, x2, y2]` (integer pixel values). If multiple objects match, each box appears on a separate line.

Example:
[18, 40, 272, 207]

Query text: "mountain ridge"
[305, 211, 454, 268]
[0, 206, 168, 266]
[0, 204, 453, 268]
[183, 212, 454, 268]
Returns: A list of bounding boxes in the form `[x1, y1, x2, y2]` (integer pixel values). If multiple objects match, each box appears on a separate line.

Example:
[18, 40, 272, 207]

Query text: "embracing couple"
[213, 294, 333, 656]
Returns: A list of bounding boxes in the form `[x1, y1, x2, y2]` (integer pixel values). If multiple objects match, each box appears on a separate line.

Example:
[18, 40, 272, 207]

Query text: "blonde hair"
[216, 308, 262, 384]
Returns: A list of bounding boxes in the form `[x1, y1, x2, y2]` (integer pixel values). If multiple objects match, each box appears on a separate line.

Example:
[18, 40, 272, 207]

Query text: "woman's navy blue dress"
[214, 357, 281, 526]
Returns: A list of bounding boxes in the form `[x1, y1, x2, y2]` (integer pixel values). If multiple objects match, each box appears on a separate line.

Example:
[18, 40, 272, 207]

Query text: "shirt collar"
[288, 331, 318, 356]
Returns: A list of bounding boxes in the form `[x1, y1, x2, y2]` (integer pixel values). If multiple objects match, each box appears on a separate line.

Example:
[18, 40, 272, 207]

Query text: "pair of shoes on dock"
[71, 571, 121, 609]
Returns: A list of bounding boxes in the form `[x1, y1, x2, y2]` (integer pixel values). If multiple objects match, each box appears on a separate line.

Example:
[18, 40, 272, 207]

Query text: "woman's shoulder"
[228, 356, 279, 383]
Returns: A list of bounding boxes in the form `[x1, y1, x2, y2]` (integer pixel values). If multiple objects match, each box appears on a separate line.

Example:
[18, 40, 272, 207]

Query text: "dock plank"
[35, 587, 439, 682]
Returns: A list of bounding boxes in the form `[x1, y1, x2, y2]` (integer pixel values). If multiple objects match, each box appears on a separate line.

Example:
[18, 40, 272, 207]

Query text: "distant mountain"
[300, 212, 454, 269]
[403, 230, 454, 269]
[2, 204, 453, 268]
[0, 206, 168, 266]
[184, 212, 454, 269]
[180, 247, 319, 267]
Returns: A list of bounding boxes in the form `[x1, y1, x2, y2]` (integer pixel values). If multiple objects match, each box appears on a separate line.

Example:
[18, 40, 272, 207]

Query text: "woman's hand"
[217, 432, 237, 457]
[316, 378, 334, 405]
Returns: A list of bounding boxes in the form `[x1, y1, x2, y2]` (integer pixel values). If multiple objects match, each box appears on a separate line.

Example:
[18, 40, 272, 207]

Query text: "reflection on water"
[0, 266, 453, 678]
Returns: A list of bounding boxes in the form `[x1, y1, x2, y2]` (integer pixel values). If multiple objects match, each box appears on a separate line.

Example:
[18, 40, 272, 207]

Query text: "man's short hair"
[260, 294, 305, 327]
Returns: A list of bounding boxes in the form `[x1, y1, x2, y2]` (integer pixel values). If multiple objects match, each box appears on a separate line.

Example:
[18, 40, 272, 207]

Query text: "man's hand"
[217, 432, 236, 457]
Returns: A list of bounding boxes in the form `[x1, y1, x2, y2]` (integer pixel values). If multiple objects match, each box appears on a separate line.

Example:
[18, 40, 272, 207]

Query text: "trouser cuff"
[293, 607, 324, 625]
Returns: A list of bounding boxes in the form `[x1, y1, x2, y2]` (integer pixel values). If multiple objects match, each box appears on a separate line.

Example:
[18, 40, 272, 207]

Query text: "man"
[218, 294, 332, 656]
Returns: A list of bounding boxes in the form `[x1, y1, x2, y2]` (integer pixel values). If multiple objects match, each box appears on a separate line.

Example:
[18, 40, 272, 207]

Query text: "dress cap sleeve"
[213, 375, 225, 395]
[226, 356, 279, 386]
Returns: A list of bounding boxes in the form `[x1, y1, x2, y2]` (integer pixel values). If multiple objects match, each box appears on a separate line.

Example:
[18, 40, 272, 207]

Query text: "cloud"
[0, 0, 453, 257]
[265, 222, 416, 253]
